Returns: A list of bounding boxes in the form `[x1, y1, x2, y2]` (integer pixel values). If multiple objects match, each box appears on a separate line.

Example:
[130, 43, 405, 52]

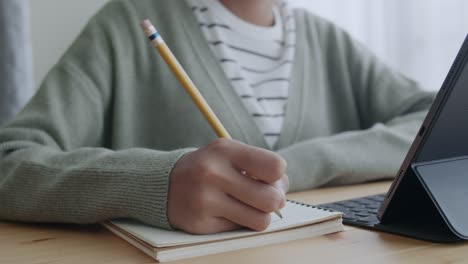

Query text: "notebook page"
[110, 201, 342, 248]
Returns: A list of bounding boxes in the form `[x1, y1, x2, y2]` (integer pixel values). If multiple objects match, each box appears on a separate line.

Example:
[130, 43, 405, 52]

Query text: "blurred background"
[29, 0, 468, 90]
[1, 0, 468, 125]
[292, 0, 468, 91]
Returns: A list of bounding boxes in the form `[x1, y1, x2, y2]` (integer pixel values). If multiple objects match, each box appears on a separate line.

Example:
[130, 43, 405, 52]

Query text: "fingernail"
[281, 158, 287, 168]
[280, 192, 287, 209]
[280, 197, 286, 209]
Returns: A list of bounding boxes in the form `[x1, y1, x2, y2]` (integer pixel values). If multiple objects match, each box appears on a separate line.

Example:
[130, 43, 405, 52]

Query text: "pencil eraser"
[140, 19, 153, 30]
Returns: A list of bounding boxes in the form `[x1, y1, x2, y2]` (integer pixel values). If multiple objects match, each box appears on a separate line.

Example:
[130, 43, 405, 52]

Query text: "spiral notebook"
[104, 200, 344, 262]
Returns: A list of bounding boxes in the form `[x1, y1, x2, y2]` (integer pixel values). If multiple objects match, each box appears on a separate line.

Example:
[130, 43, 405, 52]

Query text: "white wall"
[30, 1, 467, 91]
[30, 0, 108, 85]
[291, 0, 468, 91]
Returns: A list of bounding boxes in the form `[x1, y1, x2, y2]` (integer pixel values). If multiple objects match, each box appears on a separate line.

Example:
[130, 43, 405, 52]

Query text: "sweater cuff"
[126, 148, 196, 229]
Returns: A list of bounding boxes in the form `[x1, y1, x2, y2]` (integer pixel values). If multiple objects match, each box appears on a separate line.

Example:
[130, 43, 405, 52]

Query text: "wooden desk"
[1, 181, 467, 263]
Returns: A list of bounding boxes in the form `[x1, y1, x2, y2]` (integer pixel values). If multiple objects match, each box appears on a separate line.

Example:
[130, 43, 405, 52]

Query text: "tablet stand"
[376, 156, 468, 243]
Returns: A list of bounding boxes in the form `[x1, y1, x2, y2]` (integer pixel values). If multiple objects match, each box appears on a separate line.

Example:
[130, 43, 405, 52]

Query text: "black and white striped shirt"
[187, 0, 296, 148]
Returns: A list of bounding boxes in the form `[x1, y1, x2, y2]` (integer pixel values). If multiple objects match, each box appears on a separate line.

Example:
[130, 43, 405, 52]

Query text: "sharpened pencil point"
[277, 211, 283, 219]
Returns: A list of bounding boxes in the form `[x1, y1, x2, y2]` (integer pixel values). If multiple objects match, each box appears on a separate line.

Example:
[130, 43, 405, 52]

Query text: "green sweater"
[0, 0, 434, 229]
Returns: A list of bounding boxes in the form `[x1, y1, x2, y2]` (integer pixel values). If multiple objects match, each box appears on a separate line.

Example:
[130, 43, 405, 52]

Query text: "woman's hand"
[168, 139, 288, 235]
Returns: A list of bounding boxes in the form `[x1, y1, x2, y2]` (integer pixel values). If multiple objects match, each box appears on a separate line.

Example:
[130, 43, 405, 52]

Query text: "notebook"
[103, 200, 344, 262]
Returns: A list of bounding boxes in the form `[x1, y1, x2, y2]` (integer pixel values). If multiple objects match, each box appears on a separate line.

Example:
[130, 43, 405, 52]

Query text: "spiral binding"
[287, 199, 336, 213]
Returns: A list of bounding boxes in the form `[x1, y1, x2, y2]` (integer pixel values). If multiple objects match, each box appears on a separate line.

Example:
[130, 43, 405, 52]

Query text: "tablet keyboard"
[320, 194, 386, 227]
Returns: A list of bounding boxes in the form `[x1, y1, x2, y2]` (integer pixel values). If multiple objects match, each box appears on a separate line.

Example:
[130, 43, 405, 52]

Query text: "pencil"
[140, 19, 283, 219]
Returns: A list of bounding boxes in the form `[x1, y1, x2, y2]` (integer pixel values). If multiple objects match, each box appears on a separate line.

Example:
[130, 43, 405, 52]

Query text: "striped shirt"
[187, 0, 296, 148]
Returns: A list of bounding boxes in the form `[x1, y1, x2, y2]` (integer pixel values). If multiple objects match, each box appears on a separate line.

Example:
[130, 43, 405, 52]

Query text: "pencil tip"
[277, 211, 283, 219]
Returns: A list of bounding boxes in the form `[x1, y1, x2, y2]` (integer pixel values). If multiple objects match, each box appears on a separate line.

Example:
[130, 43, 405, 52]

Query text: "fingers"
[209, 139, 286, 183]
[218, 168, 286, 214]
[215, 194, 272, 232]
[168, 139, 288, 235]
[210, 218, 241, 233]
[182, 216, 240, 235]
[274, 174, 290, 195]
[233, 144, 286, 183]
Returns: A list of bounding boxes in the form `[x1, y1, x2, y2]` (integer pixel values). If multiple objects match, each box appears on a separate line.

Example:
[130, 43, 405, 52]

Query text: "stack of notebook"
[104, 200, 343, 262]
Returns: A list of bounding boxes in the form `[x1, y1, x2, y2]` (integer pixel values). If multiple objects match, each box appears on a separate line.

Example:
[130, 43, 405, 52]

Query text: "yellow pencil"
[140, 19, 283, 219]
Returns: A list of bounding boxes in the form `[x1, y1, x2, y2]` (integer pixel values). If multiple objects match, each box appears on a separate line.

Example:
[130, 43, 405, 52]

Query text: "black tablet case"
[373, 35, 468, 243]
[373, 156, 468, 243]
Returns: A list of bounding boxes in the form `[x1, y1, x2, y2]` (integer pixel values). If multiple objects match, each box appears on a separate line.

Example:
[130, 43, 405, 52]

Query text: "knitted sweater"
[0, 0, 435, 229]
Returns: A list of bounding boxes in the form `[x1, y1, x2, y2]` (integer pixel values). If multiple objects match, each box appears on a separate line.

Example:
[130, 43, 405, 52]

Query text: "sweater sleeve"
[0, 2, 192, 229]
[279, 16, 436, 191]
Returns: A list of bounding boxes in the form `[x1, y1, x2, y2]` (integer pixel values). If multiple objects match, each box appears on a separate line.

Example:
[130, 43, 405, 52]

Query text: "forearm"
[278, 111, 427, 192]
[0, 137, 193, 229]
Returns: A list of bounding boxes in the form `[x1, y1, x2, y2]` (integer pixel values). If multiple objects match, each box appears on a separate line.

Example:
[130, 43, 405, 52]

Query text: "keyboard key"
[320, 194, 386, 227]
[342, 202, 362, 208]
[332, 205, 348, 211]
[365, 205, 380, 210]
[355, 199, 374, 205]
[355, 213, 369, 218]
[349, 208, 367, 213]
[335, 202, 357, 208]
[372, 195, 385, 202]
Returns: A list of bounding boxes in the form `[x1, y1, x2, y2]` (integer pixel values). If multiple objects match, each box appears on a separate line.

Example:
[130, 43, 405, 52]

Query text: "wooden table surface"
[1, 181, 467, 264]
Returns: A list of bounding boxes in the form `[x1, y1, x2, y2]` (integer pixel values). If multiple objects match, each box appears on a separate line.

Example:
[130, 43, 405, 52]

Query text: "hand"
[168, 139, 289, 235]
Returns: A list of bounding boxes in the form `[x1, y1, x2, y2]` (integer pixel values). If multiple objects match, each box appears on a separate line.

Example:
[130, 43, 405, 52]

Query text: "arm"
[0, 2, 288, 235]
[0, 2, 192, 229]
[279, 19, 435, 191]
